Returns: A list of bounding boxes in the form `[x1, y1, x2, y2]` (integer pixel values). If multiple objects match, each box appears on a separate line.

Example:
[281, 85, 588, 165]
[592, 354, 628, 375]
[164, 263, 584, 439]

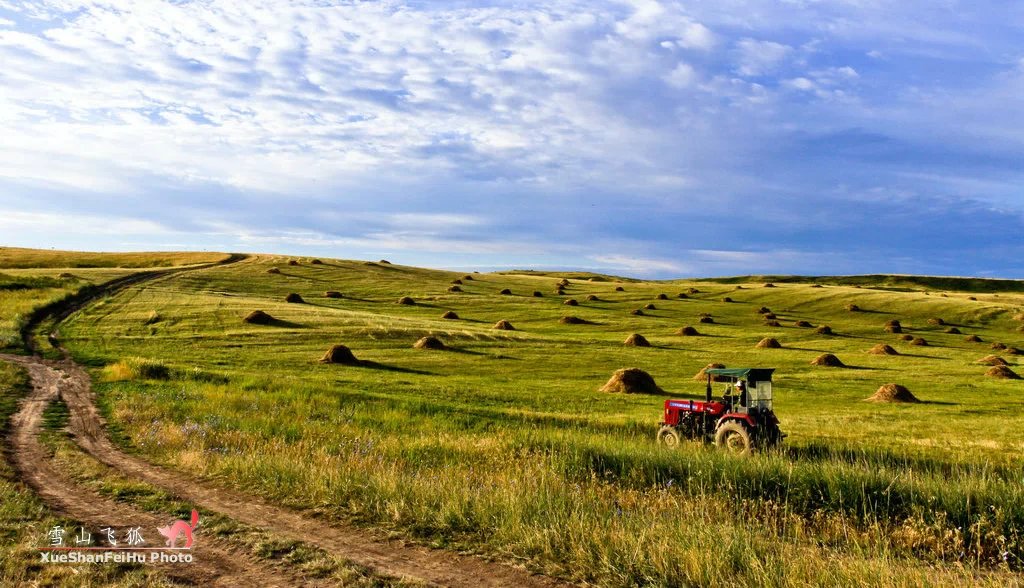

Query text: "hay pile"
[811, 284, 823, 288]
[795, 320, 813, 328]
[557, 279, 570, 287]
[868, 343, 899, 355]
[644, 303, 657, 310]
[985, 365, 1020, 379]
[599, 368, 663, 394]
[884, 320, 902, 333]
[910, 337, 928, 346]
[763, 312, 777, 320]
[413, 336, 446, 350]
[975, 355, 1008, 366]
[463, 275, 474, 280]
[285, 293, 304, 304]
[379, 259, 392, 264]
[687, 288, 700, 294]
[441, 311, 459, 320]
[811, 353, 845, 367]
[533, 291, 543, 297]
[1008, 347, 1022, 355]
[448, 286, 463, 293]
[288, 260, 299, 266]
[991, 342, 1008, 350]
[764, 320, 781, 327]
[846, 304, 861, 312]
[325, 291, 343, 298]
[927, 318, 945, 326]
[899, 334, 914, 341]
[615, 286, 625, 292]
[677, 293, 688, 299]
[757, 306, 771, 314]
[1013, 313, 1024, 322]
[499, 288, 512, 295]
[763, 283, 776, 288]
[243, 310, 273, 325]
[58, 272, 76, 279]
[657, 293, 669, 300]
[586, 294, 599, 301]
[560, 316, 588, 325]
[267, 267, 281, 274]
[676, 325, 700, 336]
[555, 287, 566, 295]
[968, 296, 977, 301]
[867, 384, 920, 403]
[564, 298, 579, 306]
[965, 334, 982, 342]
[945, 327, 961, 334]
[699, 315, 714, 324]
[631, 309, 645, 316]
[693, 363, 728, 381]
[451, 279, 463, 285]
[397, 296, 415, 305]
[755, 337, 782, 349]
[320, 345, 358, 364]
[624, 333, 651, 347]
[815, 325, 833, 335]
[721, 297, 733, 303]
[310, 259, 323, 264]
[493, 320, 515, 330]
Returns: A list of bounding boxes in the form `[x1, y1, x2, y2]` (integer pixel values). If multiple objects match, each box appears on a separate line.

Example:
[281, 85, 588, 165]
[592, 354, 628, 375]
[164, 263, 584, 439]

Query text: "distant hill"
[700, 274, 1024, 293]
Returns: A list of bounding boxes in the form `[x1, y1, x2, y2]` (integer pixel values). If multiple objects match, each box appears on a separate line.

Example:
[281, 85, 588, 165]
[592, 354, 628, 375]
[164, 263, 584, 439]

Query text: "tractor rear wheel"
[657, 425, 682, 449]
[714, 421, 752, 455]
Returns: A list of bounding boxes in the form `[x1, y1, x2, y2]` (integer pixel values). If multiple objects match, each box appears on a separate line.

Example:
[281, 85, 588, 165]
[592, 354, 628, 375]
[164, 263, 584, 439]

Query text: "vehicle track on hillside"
[2, 257, 565, 587]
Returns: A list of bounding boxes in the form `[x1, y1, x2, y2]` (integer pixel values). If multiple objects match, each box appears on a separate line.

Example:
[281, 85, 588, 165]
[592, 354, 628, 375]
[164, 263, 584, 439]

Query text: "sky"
[0, 0, 1022, 278]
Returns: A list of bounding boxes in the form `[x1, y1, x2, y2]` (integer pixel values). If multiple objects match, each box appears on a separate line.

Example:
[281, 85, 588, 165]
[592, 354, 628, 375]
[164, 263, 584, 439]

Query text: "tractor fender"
[716, 413, 756, 429]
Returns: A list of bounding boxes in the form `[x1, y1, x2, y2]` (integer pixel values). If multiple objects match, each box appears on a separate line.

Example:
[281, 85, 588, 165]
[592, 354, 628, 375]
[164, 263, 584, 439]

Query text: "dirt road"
[2, 258, 564, 587]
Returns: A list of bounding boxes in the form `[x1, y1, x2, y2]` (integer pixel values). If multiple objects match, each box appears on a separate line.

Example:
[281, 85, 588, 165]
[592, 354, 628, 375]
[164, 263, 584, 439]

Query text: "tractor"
[657, 367, 784, 454]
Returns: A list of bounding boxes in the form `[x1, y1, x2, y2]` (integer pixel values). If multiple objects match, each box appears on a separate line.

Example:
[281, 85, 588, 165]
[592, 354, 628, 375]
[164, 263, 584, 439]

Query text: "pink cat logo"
[156, 510, 199, 548]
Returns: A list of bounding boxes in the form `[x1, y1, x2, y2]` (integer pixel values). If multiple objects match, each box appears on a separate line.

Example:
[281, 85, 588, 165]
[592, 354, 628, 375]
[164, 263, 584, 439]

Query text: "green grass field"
[4, 250, 1024, 586]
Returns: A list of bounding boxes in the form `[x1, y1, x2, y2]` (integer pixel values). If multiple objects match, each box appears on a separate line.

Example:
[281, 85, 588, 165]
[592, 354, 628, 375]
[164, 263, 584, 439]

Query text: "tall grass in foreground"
[102, 377, 1022, 586]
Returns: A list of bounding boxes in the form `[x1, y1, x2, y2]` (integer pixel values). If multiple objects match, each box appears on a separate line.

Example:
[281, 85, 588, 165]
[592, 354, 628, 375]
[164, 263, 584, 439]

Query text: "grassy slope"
[0, 247, 229, 269]
[54, 255, 1024, 586]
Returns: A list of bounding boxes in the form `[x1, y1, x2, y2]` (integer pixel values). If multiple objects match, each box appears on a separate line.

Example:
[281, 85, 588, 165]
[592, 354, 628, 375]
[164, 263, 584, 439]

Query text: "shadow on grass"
[353, 360, 434, 375]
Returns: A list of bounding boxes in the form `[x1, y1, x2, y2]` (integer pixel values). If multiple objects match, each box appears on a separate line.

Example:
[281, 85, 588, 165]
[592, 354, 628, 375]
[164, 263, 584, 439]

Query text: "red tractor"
[657, 367, 784, 454]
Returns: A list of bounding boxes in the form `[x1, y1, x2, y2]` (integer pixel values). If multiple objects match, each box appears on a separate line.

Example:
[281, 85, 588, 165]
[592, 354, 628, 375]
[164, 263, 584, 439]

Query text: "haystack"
[657, 293, 669, 300]
[586, 294, 599, 301]
[624, 333, 651, 347]
[243, 310, 273, 325]
[379, 259, 392, 264]
[499, 288, 512, 295]
[764, 320, 781, 327]
[325, 291, 343, 298]
[884, 319, 902, 329]
[599, 368, 663, 394]
[267, 267, 281, 274]
[493, 320, 515, 330]
[965, 334, 982, 342]
[413, 336, 446, 350]
[968, 296, 977, 301]
[677, 293, 688, 299]
[285, 293, 304, 303]
[464, 275, 474, 280]
[868, 343, 899, 355]
[555, 287, 566, 295]
[533, 291, 543, 297]
[557, 279, 570, 287]
[795, 320, 813, 328]
[885, 324, 902, 333]
[448, 286, 463, 293]
[900, 334, 914, 341]
[451, 279, 463, 285]
[687, 288, 700, 294]
[288, 259, 299, 266]
[991, 342, 1008, 350]
[757, 306, 771, 314]
[975, 355, 1008, 366]
[755, 337, 782, 349]
[699, 316, 714, 324]
[693, 363, 728, 381]
[676, 325, 700, 336]
[927, 318, 945, 326]
[910, 337, 928, 346]
[763, 312, 777, 320]
[441, 311, 459, 320]
[564, 298, 579, 306]
[310, 259, 323, 264]
[58, 272, 76, 279]
[985, 365, 1020, 379]
[631, 309, 645, 316]
[397, 296, 415, 305]
[815, 325, 833, 335]
[763, 283, 776, 288]
[615, 286, 625, 292]
[846, 304, 861, 312]
[811, 284, 823, 288]
[1007, 347, 1022, 355]
[560, 316, 588, 325]
[945, 327, 961, 334]
[867, 384, 919, 403]
[721, 297, 733, 303]
[811, 353, 845, 367]
[320, 344, 358, 365]
[644, 303, 657, 310]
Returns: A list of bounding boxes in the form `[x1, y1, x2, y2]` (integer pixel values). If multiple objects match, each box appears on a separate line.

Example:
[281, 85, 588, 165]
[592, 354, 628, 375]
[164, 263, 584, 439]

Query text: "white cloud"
[733, 38, 792, 76]
[664, 63, 696, 88]
[589, 254, 687, 274]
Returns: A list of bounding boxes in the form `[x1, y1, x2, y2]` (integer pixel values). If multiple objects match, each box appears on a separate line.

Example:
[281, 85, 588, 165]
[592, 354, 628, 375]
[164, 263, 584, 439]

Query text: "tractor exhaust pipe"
[706, 375, 712, 403]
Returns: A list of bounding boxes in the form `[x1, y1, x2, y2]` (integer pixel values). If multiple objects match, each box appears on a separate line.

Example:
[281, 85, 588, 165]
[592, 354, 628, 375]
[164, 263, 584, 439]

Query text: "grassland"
[42, 254, 1023, 586]
[0, 247, 229, 269]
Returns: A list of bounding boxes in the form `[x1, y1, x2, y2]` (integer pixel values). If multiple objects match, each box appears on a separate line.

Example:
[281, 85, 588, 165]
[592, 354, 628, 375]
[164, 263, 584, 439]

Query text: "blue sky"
[0, 0, 1022, 278]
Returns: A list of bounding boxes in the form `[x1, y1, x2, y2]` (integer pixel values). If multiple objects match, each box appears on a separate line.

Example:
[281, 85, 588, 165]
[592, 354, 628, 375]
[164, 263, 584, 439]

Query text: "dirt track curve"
[2, 257, 564, 587]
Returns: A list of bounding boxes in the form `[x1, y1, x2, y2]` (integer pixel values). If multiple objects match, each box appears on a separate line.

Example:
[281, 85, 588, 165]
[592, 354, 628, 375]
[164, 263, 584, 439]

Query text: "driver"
[724, 379, 745, 403]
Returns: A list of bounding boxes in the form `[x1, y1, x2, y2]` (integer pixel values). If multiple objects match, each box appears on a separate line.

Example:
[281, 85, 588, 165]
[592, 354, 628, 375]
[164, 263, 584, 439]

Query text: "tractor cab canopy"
[704, 368, 774, 384]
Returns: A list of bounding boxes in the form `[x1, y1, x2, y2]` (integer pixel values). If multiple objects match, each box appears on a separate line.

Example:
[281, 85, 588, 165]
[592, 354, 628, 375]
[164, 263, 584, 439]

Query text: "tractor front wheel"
[657, 425, 683, 449]
[714, 421, 752, 455]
